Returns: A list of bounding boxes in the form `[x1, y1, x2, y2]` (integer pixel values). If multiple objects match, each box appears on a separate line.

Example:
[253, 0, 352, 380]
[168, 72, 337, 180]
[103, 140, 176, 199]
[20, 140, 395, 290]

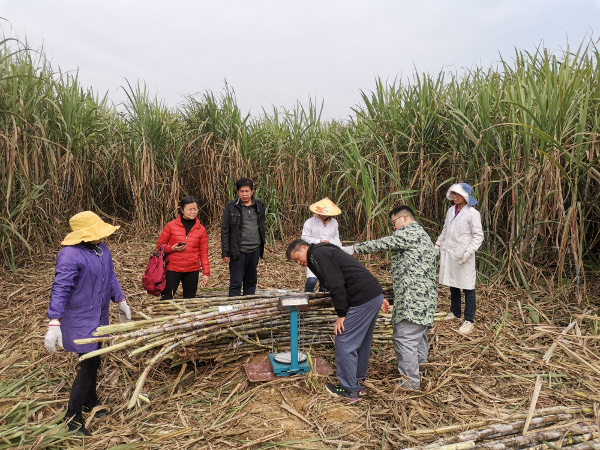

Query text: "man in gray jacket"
[221, 178, 266, 296]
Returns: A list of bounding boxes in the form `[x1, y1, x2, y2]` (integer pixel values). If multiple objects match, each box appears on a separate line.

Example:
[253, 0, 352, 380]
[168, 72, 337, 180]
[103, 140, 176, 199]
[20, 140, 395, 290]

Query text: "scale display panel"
[280, 297, 309, 307]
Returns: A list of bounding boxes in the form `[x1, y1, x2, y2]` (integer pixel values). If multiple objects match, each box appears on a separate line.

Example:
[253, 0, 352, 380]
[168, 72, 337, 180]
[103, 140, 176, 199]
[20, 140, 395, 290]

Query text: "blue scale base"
[268, 353, 310, 377]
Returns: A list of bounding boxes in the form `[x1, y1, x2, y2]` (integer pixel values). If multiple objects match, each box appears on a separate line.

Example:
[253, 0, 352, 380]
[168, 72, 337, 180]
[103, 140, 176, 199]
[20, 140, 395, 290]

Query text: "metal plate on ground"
[245, 357, 334, 382]
[272, 351, 307, 364]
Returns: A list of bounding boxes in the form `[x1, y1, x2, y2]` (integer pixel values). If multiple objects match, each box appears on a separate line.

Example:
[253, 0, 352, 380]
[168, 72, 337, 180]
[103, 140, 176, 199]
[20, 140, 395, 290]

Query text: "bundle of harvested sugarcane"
[74, 294, 325, 406]
[75, 289, 444, 408]
[404, 406, 599, 450]
[142, 286, 395, 315]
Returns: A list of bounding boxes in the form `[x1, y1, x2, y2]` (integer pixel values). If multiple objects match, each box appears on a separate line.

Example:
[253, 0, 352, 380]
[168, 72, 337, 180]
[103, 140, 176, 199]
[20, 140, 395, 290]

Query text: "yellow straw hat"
[309, 197, 341, 216]
[61, 211, 120, 246]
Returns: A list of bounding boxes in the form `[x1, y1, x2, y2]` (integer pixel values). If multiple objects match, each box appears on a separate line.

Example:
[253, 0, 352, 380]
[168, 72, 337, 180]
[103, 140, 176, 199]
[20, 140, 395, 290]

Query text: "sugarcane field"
[2, 7, 600, 449]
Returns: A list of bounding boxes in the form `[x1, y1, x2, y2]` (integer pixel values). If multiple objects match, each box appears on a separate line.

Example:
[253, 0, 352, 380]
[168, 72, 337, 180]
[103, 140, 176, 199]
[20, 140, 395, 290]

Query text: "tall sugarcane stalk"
[4, 32, 599, 301]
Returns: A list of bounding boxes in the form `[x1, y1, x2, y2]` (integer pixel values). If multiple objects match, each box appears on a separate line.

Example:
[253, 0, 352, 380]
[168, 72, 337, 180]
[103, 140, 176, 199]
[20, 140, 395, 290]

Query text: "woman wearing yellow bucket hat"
[301, 198, 344, 292]
[44, 211, 131, 435]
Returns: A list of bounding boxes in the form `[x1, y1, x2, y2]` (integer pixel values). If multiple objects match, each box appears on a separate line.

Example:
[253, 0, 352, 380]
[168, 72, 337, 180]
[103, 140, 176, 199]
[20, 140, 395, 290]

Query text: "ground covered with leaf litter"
[1, 231, 599, 449]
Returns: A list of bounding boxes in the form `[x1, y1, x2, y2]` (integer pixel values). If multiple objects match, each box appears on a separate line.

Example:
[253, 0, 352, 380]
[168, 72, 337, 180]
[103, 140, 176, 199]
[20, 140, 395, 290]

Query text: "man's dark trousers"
[335, 293, 384, 393]
[228, 248, 260, 296]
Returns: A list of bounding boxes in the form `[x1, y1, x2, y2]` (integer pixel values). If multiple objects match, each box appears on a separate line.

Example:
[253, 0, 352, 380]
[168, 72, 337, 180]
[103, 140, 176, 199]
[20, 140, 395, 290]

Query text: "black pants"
[161, 270, 199, 300]
[228, 248, 260, 297]
[450, 287, 476, 322]
[67, 352, 101, 417]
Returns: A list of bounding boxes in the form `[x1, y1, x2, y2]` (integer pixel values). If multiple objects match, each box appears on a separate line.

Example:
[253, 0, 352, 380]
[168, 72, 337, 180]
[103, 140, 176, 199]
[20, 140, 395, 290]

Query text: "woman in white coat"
[301, 198, 343, 292]
[435, 183, 484, 335]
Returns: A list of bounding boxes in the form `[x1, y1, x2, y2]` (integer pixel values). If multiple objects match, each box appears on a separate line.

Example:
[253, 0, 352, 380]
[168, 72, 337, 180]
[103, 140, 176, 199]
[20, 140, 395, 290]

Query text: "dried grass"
[1, 231, 599, 449]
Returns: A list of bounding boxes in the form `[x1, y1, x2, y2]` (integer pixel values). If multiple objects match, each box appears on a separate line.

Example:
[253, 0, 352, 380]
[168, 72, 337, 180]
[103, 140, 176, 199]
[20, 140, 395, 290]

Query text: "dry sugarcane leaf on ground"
[1, 233, 600, 449]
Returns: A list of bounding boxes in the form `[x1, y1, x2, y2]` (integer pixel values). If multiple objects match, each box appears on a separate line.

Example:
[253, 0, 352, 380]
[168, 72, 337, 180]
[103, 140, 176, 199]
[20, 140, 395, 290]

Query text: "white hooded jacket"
[436, 204, 484, 290]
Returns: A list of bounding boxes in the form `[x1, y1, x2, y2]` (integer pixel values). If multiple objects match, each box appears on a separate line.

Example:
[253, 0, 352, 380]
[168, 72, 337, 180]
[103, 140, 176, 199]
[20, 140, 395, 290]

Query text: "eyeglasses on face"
[390, 216, 405, 226]
[184, 208, 198, 213]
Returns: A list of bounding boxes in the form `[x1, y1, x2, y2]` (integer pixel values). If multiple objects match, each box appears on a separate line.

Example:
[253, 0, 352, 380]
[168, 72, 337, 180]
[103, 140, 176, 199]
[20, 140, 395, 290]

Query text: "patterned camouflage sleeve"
[354, 231, 408, 255]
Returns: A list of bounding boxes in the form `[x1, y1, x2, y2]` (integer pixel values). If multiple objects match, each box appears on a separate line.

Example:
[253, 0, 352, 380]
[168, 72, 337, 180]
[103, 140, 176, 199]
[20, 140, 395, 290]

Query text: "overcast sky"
[1, 1, 598, 120]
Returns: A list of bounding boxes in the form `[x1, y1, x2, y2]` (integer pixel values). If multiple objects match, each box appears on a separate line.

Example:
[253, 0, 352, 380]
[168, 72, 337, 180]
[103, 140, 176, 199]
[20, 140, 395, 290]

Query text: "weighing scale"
[268, 296, 311, 376]
[244, 295, 334, 381]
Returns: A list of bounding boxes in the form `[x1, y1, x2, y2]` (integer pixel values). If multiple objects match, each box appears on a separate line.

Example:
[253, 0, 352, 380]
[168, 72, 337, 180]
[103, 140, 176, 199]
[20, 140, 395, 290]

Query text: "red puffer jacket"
[157, 216, 210, 275]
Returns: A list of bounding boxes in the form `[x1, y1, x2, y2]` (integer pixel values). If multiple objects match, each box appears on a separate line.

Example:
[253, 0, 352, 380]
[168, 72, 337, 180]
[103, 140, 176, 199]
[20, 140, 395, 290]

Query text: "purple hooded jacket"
[47, 243, 125, 353]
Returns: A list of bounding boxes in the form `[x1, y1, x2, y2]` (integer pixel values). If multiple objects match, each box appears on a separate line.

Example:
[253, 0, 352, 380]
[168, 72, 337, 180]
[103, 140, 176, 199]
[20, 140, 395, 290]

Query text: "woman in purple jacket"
[44, 211, 131, 435]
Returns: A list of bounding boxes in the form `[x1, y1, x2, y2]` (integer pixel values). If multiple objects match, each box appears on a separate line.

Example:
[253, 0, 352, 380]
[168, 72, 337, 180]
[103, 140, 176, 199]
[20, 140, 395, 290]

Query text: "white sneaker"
[459, 320, 474, 335]
[445, 312, 458, 320]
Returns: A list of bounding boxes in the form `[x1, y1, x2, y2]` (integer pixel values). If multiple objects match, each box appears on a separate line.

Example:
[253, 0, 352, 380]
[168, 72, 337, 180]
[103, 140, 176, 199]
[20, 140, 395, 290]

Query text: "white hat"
[446, 183, 478, 207]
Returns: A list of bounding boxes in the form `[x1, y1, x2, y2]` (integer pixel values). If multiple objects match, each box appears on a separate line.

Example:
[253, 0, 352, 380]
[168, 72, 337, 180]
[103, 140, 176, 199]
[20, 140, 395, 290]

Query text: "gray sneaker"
[459, 320, 474, 334]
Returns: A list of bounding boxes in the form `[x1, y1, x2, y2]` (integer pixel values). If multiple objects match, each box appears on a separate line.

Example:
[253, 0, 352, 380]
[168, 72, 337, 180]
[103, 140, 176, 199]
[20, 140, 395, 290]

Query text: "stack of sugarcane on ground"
[403, 406, 599, 449]
[74, 286, 446, 408]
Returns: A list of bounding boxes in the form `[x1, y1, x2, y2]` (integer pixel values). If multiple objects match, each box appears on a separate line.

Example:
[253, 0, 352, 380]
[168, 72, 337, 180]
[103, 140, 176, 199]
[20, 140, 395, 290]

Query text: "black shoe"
[83, 404, 109, 418]
[66, 415, 92, 436]
[325, 383, 360, 401]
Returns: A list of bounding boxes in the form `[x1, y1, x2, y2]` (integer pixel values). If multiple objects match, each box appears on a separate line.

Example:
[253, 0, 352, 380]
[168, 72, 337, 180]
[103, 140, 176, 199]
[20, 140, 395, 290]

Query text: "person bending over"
[287, 239, 385, 400]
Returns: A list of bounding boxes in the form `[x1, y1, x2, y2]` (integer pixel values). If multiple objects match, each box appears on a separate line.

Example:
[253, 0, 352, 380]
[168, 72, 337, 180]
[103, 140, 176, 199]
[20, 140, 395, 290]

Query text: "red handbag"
[142, 245, 168, 296]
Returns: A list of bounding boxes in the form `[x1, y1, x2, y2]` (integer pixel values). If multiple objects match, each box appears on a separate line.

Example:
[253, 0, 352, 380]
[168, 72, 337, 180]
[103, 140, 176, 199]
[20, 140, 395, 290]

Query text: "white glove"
[342, 245, 355, 255]
[435, 245, 440, 256]
[458, 251, 473, 266]
[118, 300, 132, 323]
[44, 325, 63, 353]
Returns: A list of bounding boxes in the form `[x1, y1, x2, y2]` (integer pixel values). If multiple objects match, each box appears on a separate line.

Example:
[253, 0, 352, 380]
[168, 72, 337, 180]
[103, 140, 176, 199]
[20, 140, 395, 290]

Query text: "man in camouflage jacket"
[346, 205, 438, 389]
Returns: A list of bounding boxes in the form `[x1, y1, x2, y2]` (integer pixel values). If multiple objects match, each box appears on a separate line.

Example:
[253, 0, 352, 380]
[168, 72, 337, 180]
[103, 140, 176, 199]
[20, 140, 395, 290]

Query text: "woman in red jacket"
[157, 197, 210, 299]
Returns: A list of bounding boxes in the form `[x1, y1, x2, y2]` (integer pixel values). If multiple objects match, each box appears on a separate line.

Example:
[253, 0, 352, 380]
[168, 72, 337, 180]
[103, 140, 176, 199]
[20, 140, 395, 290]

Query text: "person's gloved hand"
[458, 251, 473, 265]
[435, 245, 440, 256]
[118, 300, 132, 323]
[44, 323, 63, 353]
[342, 245, 355, 255]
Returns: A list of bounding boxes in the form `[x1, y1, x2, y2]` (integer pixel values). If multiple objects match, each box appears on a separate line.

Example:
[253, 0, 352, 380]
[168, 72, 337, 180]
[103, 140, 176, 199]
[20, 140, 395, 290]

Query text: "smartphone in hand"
[178, 241, 186, 246]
